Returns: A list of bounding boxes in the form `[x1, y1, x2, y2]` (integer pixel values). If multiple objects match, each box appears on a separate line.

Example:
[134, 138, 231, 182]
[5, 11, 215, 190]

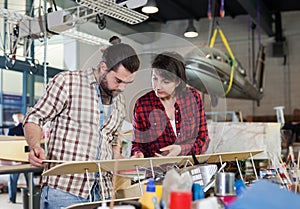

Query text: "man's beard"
[99, 74, 121, 97]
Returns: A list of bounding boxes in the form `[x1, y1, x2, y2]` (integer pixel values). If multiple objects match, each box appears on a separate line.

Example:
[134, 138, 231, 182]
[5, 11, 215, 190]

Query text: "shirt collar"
[151, 88, 188, 108]
[86, 67, 98, 86]
[149, 91, 163, 108]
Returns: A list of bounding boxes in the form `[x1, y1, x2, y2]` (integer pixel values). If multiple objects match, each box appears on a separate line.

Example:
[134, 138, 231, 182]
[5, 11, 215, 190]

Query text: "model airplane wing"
[42, 150, 263, 176]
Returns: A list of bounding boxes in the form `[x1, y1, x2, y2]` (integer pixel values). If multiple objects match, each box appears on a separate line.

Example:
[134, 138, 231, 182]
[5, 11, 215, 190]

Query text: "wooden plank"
[0, 135, 25, 141]
[0, 136, 44, 162]
[0, 140, 29, 162]
[0, 163, 42, 174]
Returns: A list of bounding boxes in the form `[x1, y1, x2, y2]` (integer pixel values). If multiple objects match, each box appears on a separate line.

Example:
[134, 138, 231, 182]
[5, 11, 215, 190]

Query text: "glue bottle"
[138, 178, 158, 209]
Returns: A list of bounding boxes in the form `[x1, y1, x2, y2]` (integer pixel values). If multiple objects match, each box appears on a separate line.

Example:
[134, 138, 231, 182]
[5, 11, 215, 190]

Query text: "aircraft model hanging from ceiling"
[185, 46, 265, 107]
[184, 21, 265, 107]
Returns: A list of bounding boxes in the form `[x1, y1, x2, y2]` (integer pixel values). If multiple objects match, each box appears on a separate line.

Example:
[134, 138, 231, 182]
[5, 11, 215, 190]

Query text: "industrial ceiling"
[53, 0, 300, 42]
[134, 0, 300, 37]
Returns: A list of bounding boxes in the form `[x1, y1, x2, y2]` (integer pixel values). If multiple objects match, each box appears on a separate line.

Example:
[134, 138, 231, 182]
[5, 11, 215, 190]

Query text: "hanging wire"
[207, 0, 216, 45]
[207, 0, 212, 19]
[252, 0, 262, 86]
[220, 0, 225, 18]
[247, 15, 252, 83]
[257, 0, 261, 49]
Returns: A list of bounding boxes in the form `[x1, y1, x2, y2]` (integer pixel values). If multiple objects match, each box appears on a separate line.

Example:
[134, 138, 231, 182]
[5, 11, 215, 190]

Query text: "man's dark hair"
[109, 36, 121, 45]
[102, 43, 140, 73]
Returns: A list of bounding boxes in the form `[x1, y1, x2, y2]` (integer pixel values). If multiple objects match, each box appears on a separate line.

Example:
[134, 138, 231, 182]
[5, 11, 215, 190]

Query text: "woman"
[131, 52, 210, 158]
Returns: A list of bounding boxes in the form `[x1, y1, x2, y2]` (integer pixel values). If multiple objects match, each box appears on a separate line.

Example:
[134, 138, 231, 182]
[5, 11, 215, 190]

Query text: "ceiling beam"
[0, 56, 63, 77]
[236, 0, 274, 36]
[169, 0, 200, 20]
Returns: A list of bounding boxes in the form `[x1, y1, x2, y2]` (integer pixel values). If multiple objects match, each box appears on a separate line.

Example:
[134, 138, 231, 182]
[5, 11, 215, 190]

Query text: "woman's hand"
[131, 151, 144, 158]
[156, 145, 181, 157]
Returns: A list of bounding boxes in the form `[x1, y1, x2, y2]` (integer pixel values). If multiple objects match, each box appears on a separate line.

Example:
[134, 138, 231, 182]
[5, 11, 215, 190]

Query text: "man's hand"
[28, 146, 45, 167]
[156, 145, 181, 157]
[24, 122, 45, 167]
[112, 145, 125, 159]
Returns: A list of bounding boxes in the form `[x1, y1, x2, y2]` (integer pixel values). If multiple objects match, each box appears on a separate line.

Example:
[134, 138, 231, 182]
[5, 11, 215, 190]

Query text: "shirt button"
[154, 123, 157, 126]
[176, 121, 178, 123]
[176, 110, 178, 113]
[178, 133, 181, 136]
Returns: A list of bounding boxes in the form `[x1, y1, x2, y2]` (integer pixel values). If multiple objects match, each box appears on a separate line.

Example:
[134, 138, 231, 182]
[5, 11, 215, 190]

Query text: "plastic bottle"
[138, 178, 158, 209]
[234, 179, 247, 196]
[192, 183, 205, 201]
[169, 191, 192, 209]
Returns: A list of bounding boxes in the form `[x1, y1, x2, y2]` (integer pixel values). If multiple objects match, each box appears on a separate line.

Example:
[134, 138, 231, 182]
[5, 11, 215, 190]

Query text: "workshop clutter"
[134, 161, 300, 209]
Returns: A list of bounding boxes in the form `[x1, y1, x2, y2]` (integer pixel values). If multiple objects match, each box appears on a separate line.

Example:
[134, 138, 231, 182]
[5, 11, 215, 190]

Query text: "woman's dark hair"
[151, 52, 187, 92]
[102, 43, 140, 73]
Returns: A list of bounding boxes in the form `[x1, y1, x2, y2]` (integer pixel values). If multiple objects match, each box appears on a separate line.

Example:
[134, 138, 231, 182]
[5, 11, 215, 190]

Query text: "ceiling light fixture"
[77, 0, 148, 25]
[184, 19, 198, 38]
[61, 29, 110, 46]
[142, 0, 159, 14]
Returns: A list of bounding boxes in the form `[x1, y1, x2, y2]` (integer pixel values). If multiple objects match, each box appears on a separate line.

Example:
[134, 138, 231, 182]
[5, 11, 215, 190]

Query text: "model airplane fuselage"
[185, 47, 264, 104]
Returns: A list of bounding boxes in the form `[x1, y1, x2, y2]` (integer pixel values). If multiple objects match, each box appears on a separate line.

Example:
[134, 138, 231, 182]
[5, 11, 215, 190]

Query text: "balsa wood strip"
[0, 135, 25, 141]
